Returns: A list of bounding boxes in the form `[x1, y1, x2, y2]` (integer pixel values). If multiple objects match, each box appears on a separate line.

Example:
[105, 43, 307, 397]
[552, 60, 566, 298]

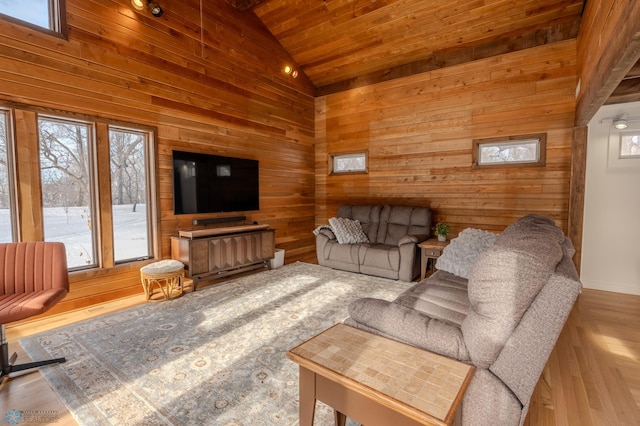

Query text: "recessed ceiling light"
[131, 0, 145, 10]
[613, 119, 628, 130]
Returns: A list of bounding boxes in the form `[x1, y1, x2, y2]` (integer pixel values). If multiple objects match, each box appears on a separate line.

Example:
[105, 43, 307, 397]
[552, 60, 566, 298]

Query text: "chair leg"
[0, 326, 65, 379]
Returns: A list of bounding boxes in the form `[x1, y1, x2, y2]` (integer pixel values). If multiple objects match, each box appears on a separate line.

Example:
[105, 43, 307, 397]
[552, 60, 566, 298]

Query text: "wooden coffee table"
[287, 323, 474, 426]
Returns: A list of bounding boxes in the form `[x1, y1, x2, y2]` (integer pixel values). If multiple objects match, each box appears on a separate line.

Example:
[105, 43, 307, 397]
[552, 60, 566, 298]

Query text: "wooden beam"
[575, 0, 640, 126]
[225, 0, 264, 11]
[316, 20, 580, 96]
[606, 74, 640, 105]
[568, 126, 587, 273]
[576, 33, 640, 124]
[624, 59, 640, 79]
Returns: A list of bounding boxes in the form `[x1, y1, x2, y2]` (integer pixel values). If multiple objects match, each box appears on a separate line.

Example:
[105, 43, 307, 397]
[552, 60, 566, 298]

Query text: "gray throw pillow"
[435, 228, 497, 279]
[328, 217, 369, 244]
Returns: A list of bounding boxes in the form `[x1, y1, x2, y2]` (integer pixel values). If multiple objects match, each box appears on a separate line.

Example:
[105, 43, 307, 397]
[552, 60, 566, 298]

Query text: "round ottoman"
[140, 259, 185, 301]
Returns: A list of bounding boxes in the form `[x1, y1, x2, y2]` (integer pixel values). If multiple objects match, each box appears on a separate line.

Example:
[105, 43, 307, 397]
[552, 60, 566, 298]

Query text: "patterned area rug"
[20, 262, 412, 425]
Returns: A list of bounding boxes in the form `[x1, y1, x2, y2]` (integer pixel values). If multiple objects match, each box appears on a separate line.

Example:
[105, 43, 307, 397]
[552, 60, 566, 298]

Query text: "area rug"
[20, 262, 412, 425]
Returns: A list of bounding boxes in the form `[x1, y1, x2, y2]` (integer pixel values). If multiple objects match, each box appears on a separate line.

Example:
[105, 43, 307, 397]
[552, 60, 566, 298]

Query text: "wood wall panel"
[316, 41, 577, 235]
[0, 0, 315, 314]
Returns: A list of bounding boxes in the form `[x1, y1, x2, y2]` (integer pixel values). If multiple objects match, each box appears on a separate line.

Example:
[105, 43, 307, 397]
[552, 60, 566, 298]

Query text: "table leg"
[420, 248, 427, 280]
[299, 366, 317, 426]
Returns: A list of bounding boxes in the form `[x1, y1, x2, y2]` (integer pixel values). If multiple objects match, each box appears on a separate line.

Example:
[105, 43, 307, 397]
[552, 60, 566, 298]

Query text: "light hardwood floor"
[1, 289, 638, 425]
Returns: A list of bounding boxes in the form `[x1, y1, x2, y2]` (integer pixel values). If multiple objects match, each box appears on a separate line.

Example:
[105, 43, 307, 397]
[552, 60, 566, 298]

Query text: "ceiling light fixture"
[148, 2, 163, 17]
[613, 118, 628, 130]
[283, 65, 299, 78]
[131, 0, 163, 17]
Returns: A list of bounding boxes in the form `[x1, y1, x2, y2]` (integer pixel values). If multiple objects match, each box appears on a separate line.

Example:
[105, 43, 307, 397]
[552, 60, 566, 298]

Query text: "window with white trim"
[473, 133, 546, 167]
[330, 151, 367, 174]
[0, 0, 65, 34]
[619, 132, 640, 158]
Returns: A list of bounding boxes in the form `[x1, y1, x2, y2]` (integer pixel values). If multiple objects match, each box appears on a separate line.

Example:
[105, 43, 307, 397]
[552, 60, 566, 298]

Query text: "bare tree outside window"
[479, 140, 539, 164]
[39, 117, 96, 269]
[473, 134, 546, 168]
[0, 111, 14, 243]
[109, 128, 151, 262]
[331, 152, 367, 174]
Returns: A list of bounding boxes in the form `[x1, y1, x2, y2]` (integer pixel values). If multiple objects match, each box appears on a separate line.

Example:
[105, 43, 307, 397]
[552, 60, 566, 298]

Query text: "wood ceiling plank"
[254, 0, 583, 88]
[316, 20, 579, 96]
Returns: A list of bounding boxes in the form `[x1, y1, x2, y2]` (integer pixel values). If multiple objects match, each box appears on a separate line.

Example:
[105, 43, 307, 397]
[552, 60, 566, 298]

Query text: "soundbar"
[192, 216, 246, 226]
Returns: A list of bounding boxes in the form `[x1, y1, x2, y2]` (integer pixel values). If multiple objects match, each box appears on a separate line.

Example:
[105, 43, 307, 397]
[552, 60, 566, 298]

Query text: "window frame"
[0, 0, 67, 38]
[0, 108, 19, 242]
[108, 124, 156, 265]
[38, 113, 99, 271]
[0, 101, 159, 274]
[329, 150, 368, 175]
[472, 133, 547, 168]
[618, 131, 640, 159]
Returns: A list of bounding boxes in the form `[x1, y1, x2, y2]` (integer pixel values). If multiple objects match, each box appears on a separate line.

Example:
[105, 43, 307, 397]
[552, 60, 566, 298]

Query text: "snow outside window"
[0, 110, 16, 243]
[39, 116, 97, 269]
[109, 127, 153, 263]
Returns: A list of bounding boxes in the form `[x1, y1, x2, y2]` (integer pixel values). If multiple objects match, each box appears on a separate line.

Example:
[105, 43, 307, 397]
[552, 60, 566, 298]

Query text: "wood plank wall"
[316, 41, 577, 236]
[0, 0, 315, 316]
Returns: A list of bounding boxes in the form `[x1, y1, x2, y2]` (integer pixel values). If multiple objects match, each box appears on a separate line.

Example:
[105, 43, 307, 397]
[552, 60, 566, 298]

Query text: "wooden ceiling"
[249, 0, 583, 90]
[231, 0, 640, 103]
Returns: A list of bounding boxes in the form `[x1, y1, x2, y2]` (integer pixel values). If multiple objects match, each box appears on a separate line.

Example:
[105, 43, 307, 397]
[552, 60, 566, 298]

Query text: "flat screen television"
[173, 150, 259, 215]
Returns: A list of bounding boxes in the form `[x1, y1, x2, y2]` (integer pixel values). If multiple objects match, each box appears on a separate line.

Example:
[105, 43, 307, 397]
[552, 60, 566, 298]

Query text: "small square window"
[619, 132, 640, 158]
[0, 0, 64, 34]
[330, 151, 367, 174]
[473, 133, 546, 167]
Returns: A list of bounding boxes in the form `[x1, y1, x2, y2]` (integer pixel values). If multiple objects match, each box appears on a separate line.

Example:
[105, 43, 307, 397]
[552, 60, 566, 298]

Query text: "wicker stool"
[140, 259, 185, 301]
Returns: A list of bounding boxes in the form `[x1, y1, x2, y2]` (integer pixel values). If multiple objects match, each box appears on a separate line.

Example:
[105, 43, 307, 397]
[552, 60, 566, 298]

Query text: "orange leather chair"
[0, 242, 69, 379]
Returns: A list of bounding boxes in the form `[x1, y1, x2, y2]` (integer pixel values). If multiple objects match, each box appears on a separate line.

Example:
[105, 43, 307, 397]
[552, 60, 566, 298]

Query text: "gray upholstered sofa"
[315, 205, 432, 282]
[344, 214, 582, 426]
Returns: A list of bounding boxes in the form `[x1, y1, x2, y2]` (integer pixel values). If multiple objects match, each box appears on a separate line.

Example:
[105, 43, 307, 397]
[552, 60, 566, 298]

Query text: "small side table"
[418, 239, 450, 280]
[140, 259, 185, 301]
[287, 324, 474, 426]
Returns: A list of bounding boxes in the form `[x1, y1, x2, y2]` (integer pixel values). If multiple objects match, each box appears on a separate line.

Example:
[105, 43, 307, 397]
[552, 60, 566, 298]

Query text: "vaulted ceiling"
[249, 0, 584, 92]
[229, 0, 640, 103]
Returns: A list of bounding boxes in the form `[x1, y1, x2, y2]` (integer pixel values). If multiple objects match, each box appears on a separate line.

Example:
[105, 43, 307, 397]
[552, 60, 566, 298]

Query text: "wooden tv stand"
[171, 224, 275, 290]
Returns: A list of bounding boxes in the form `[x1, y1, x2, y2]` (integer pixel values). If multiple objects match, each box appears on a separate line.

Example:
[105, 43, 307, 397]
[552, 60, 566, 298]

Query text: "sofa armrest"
[317, 227, 336, 240]
[398, 235, 417, 245]
[489, 273, 581, 410]
[315, 229, 336, 267]
[397, 234, 428, 246]
[347, 298, 469, 361]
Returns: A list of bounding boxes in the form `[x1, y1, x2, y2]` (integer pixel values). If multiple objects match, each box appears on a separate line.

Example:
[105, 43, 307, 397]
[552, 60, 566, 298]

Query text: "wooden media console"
[171, 224, 275, 290]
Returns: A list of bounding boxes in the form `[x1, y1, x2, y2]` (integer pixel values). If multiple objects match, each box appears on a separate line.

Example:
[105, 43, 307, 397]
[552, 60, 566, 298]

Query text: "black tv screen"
[173, 150, 259, 215]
